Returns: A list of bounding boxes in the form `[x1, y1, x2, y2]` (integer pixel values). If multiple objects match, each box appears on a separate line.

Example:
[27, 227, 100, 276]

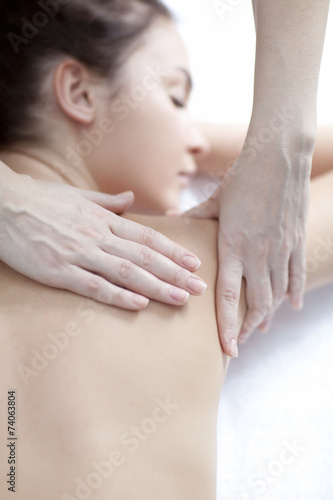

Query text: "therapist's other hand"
[0, 169, 204, 309]
[183, 144, 312, 357]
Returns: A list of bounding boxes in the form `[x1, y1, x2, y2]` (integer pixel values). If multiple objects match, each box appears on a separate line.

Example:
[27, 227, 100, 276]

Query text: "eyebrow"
[175, 67, 193, 93]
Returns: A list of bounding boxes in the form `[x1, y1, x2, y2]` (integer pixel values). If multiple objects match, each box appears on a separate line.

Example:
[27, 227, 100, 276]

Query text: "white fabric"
[216, 283, 333, 500]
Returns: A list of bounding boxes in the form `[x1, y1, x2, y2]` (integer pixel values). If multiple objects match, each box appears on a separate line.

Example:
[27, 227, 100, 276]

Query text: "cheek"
[132, 160, 182, 211]
[94, 95, 186, 210]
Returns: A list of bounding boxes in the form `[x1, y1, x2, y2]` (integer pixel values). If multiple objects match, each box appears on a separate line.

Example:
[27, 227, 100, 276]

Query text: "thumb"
[77, 189, 135, 214]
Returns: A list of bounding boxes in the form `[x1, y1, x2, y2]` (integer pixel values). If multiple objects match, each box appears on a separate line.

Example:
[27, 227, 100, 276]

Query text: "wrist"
[246, 108, 317, 157]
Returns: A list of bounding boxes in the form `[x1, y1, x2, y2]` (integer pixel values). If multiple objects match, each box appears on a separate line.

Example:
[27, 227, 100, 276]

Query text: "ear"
[53, 60, 96, 125]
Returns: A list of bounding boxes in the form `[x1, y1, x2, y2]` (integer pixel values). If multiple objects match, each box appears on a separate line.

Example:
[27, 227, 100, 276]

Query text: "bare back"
[0, 215, 238, 500]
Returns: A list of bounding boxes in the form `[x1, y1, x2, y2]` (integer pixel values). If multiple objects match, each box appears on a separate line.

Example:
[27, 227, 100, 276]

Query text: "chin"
[133, 194, 180, 216]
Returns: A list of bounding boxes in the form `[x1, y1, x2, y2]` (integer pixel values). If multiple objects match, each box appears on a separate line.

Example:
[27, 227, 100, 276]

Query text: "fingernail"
[183, 255, 201, 271]
[118, 191, 134, 200]
[230, 338, 238, 358]
[169, 288, 190, 304]
[132, 295, 149, 307]
[187, 276, 207, 295]
[291, 296, 303, 310]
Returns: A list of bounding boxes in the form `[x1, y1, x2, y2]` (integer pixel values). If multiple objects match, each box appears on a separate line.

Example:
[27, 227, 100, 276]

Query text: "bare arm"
[195, 123, 333, 180]
[250, 0, 330, 146]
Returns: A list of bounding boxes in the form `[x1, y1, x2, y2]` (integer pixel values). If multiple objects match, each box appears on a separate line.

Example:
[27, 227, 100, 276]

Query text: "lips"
[178, 173, 194, 188]
[178, 169, 196, 188]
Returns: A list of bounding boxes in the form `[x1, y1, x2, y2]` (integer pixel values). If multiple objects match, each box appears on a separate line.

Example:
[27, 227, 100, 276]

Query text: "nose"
[187, 122, 211, 161]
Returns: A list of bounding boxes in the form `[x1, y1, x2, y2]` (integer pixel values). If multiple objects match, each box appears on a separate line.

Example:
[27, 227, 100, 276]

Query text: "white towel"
[216, 283, 333, 500]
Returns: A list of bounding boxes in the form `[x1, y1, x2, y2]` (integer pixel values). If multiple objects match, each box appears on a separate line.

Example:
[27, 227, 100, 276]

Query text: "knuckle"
[248, 300, 272, 325]
[87, 276, 103, 293]
[138, 246, 154, 267]
[169, 244, 181, 264]
[172, 266, 185, 286]
[154, 280, 166, 298]
[261, 299, 273, 315]
[113, 287, 126, 306]
[221, 289, 240, 305]
[119, 260, 135, 280]
[251, 295, 273, 312]
[140, 226, 156, 247]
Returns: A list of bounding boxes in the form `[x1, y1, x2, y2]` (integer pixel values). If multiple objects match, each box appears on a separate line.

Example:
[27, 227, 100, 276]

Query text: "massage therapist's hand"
[0, 163, 205, 310]
[185, 0, 328, 357]
[184, 139, 313, 357]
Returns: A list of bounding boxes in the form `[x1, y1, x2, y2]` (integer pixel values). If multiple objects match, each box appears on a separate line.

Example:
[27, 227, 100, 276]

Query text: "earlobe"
[54, 60, 96, 125]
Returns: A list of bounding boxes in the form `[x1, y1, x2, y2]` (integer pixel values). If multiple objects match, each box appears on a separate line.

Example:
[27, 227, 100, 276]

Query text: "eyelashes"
[171, 97, 185, 108]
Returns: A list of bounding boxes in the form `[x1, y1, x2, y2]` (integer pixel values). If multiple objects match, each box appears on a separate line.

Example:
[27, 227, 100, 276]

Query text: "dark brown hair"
[0, 0, 173, 148]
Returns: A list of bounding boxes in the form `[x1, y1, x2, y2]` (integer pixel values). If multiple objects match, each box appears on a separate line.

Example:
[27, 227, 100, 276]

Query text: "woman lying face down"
[1, 2, 333, 500]
[0, 3, 228, 500]
[1, 0, 209, 213]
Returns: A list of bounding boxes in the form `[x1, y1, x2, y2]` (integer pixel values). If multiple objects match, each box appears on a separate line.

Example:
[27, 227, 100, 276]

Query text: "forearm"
[195, 123, 333, 180]
[250, 0, 330, 149]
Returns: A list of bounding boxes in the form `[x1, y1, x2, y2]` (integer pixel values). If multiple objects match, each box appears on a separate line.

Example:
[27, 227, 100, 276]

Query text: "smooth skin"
[1, 166, 333, 499]
[0, 11, 333, 499]
[0, 1, 330, 360]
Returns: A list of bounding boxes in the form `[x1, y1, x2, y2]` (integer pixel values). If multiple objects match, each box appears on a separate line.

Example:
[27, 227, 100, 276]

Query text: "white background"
[164, 0, 333, 125]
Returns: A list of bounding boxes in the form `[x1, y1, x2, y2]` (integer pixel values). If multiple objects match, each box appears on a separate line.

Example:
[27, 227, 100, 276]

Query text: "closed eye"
[171, 97, 185, 108]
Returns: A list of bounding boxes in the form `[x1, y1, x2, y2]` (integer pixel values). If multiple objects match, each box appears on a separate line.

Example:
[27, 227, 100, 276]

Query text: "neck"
[0, 144, 99, 190]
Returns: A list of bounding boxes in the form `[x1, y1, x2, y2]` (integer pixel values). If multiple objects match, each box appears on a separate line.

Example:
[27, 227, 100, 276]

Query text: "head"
[0, 0, 209, 214]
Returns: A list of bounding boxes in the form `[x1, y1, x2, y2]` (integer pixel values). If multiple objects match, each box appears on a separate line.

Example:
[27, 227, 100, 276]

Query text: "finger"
[216, 253, 243, 358]
[257, 317, 273, 333]
[110, 218, 202, 272]
[80, 253, 191, 306]
[238, 272, 273, 344]
[182, 192, 219, 219]
[77, 189, 135, 213]
[288, 242, 306, 310]
[257, 262, 289, 332]
[101, 237, 207, 296]
[54, 266, 149, 310]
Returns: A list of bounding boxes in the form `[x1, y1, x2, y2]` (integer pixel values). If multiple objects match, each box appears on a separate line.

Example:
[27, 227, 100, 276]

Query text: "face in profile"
[86, 18, 210, 215]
